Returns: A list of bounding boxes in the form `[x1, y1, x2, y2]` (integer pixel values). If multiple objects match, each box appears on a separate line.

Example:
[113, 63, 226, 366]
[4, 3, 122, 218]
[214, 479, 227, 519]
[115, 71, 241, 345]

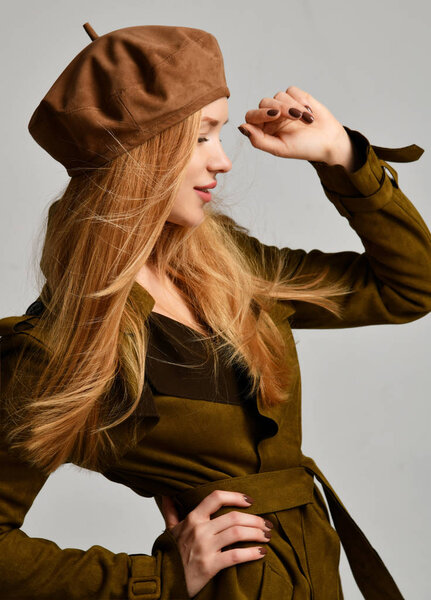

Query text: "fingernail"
[304, 105, 313, 113]
[288, 108, 302, 118]
[238, 126, 250, 137]
[267, 109, 279, 116]
[302, 112, 314, 123]
[243, 494, 254, 503]
[264, 519, 273, 529]
[259, 547, 268, 555]
[264, 530, 272, 539]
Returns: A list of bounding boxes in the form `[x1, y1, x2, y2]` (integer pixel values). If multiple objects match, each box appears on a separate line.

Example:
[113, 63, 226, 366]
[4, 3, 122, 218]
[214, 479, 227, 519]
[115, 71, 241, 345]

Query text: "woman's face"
[167, 96, 232, 227]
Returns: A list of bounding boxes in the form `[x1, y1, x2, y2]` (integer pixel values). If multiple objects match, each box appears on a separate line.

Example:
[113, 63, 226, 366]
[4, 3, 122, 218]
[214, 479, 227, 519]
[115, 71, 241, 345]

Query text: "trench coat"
[1, 126, 430, 600]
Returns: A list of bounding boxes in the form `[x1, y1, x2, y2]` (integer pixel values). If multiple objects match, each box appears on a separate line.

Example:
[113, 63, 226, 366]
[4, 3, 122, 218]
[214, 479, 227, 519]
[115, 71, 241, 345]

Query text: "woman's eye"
[197, 137, 223, 144]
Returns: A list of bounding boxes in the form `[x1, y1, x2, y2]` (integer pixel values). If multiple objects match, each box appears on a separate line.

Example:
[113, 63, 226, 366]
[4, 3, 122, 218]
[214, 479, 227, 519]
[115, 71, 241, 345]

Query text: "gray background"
[1, 1, 430, 598]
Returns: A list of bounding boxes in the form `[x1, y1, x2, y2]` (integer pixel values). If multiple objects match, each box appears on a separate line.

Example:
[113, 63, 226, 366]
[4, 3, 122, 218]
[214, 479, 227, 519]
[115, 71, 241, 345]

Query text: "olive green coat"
[1, 126, 430, 600]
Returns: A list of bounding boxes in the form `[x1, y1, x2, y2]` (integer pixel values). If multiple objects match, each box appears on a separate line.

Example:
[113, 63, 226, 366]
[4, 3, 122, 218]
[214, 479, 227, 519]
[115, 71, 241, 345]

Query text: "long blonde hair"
[5, 108, 348, 474]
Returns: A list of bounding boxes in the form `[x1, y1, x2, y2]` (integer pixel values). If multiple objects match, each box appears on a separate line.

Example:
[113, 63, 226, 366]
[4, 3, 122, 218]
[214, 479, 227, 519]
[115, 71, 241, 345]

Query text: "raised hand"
[237, 85, 361, 171]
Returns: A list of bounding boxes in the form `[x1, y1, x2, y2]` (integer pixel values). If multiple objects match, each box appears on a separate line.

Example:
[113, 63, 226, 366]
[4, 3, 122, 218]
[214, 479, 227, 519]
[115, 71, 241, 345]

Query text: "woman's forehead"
[200, 97, 229, 124]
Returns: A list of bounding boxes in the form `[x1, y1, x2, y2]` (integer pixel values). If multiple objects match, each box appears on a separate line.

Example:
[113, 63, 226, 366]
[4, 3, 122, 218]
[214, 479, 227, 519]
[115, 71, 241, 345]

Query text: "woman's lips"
[194, 188, 211, 202]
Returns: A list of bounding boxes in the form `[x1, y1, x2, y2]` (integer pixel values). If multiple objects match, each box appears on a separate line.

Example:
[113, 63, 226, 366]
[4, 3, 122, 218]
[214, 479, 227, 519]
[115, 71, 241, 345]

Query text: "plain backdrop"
[1, 1, 430, 598]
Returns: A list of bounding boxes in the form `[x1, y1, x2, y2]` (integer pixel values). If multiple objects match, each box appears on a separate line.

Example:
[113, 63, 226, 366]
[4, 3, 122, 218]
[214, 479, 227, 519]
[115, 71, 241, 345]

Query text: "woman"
[0, 21, 430, 600]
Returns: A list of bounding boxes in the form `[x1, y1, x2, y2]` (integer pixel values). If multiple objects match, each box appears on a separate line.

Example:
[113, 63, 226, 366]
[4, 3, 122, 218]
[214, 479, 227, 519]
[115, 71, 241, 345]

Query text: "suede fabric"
[0, 127, 430, 599]
[27, 23, 230, 177]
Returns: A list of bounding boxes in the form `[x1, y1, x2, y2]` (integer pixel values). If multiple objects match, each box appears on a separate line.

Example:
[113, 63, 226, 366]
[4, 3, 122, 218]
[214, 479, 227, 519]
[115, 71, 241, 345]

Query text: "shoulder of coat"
[0, 299, 49, 352]
[267, 299, 296, 326]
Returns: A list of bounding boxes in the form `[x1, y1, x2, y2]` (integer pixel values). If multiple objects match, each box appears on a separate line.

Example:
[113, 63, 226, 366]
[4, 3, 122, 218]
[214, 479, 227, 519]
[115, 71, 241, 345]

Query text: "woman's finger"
[238, 122, 297, 158]
[258, 96, 302, 118]
[243, 106, 282, 126]
[285, 85, 323, 117]
[239, 107, 301, 137]
[273, 89, 315, 124]
[191, 490, 255, 523]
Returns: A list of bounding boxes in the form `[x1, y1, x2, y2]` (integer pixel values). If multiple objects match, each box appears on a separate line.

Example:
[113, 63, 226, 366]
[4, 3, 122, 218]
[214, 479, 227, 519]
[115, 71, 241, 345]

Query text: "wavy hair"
[4, 108, 348, 474]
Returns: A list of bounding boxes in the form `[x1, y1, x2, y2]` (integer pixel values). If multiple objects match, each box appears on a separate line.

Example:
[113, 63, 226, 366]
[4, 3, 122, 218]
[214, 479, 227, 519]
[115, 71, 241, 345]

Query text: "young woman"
[0, 22, 430, 600]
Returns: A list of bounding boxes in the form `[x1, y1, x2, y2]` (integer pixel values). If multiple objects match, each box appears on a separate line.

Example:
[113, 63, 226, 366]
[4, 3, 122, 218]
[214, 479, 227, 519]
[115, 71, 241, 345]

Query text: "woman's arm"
[292, 127, 431, 327]
[240, 127, 431, 328]
[235, 87, 431, 328]
[0, 327, 190, 600]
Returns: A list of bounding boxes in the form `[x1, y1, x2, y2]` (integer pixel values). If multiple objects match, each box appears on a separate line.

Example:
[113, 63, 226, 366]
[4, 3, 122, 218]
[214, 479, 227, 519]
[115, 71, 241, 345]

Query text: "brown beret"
[28, 23, 230, 177]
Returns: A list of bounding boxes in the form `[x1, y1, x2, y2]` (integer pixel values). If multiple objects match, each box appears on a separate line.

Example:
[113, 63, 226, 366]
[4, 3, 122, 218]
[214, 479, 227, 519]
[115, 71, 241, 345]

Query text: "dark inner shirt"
[145, 311, 256, 407]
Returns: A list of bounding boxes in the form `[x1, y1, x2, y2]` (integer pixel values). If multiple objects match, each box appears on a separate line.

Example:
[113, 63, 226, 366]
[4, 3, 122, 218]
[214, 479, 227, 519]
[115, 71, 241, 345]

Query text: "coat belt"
[172, 456, 405, 600]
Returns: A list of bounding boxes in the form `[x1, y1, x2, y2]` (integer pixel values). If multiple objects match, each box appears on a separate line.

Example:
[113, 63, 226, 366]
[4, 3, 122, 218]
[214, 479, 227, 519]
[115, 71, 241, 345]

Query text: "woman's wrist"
[324, 127, 364, 173]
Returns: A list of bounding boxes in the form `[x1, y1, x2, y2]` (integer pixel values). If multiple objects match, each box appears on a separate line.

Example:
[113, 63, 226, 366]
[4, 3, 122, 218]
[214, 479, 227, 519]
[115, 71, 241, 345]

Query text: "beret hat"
[28, 22, 230, 177]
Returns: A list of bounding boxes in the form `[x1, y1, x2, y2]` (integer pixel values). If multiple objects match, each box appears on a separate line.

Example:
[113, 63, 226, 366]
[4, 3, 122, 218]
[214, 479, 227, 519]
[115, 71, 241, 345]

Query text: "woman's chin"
[166, 211, 206, 228]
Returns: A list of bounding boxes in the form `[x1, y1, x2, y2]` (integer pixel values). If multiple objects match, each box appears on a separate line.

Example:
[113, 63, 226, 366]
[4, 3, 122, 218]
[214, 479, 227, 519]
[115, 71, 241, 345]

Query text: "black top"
[145, 311, 256, 407]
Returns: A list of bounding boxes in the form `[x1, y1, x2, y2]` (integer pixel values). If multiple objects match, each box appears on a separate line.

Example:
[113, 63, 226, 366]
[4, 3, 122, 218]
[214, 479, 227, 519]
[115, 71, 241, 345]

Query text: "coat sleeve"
[234, 125, 431, 328]
[0, 321, 191, 600]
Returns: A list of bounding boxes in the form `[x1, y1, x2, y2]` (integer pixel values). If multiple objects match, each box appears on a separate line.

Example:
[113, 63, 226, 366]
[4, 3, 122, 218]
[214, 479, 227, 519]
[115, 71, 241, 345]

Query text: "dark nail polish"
[238, 126, 250, 137]
[302, 112, 314, 123]
[264, 530, 272, 539]
[288, 107, 302, 118]
[259, 547, 268, 555]
[267, 109, 279, 116]
[264, 519, 273, 529]
[304, 105, 313, 113]
[243, 494, 254, 503]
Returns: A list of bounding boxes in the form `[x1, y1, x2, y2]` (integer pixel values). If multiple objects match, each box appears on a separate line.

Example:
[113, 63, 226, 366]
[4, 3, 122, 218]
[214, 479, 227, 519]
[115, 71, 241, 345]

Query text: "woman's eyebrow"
[201, 117, 229, 126]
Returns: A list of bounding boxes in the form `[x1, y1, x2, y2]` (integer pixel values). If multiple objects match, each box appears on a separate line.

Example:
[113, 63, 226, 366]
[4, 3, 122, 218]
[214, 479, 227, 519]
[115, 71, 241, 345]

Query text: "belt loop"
[128, 576, 160, 600]
[128, 555, 161, 600]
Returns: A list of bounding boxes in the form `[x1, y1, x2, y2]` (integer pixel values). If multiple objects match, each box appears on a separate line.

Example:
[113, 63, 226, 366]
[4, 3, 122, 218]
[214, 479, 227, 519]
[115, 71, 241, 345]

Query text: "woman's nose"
[209, 147, 232, 174]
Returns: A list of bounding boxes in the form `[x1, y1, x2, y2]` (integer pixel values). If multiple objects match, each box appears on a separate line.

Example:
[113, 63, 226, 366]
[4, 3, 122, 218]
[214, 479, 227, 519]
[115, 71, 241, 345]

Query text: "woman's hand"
[160, 492, 272, 598]
[237, 85, 362, 171]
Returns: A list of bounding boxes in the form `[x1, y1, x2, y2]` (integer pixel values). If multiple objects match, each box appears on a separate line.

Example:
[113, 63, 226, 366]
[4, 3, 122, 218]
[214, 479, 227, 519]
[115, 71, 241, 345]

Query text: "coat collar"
[129, 280, 156, 318]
